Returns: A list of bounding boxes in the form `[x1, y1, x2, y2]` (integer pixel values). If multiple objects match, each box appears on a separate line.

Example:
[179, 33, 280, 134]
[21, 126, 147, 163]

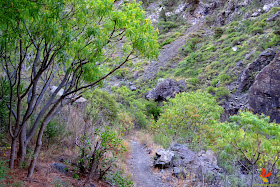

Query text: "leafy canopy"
[0, 0, 159, 82]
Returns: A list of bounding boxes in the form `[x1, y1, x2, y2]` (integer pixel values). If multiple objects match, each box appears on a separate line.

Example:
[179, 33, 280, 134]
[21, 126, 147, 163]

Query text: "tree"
[0, 0, 158, 178]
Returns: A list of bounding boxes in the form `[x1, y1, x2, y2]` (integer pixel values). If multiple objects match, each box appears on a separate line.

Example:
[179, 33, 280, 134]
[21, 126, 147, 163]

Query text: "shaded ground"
[129, 141, 171, 187]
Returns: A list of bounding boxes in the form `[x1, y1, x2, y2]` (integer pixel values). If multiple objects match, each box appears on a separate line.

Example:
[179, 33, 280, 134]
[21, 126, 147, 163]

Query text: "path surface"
[129, 141, 171, 187]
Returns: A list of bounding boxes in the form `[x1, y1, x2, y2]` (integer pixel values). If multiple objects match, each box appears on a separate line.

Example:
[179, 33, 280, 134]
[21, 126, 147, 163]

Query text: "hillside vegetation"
[0, 0, 280, 186]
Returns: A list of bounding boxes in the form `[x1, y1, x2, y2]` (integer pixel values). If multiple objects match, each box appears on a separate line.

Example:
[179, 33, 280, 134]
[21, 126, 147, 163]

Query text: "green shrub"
[150, 91, 223, 150]
[44, 120, 67, 146]
[86, 89, 119, 126]
[250, 27, 263, 35]
[0, 159, 8, 184]
[214, 28, 224, 39]
[188, 77, 200, 85]
[214, 112, 280, 185]
[145, 101, 162, 121]
[76, 128, 126, 179]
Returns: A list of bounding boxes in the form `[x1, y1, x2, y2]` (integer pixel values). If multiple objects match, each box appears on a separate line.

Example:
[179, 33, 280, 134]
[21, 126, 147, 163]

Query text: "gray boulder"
[249, 52, 280, 122]
[146, 79, 185, 101]
[170, 144, 222, 184]
[153, 149, 174, 169]
[51, 163, 68, 174]
[238, 48, 276, 92]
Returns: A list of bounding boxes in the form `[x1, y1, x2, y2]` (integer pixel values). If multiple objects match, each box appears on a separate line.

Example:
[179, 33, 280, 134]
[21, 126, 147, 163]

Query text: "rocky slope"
[111, 0, 280, 122]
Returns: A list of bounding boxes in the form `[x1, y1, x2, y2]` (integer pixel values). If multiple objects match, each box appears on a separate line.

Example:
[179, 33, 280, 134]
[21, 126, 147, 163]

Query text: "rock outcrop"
[221, 49, 277, 121]
[248, 52, 280, 123]
[146, 79, 186, 101]
[154, 144, 222, 185]
[239, 49, 276, 92]
[153, 149, 174, 169]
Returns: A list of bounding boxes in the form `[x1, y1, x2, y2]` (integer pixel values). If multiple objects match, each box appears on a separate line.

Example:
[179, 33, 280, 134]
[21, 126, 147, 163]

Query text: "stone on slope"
[154, 149, 174, 169]
[238, 48, 276, 92]
[248, 52, 280, 123]
[145, 79, 186, 101]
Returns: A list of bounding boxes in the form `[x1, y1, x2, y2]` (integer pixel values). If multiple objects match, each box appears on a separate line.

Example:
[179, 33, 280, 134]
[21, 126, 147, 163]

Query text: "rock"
[129, 84, 137, 91]
[248, 52, 280, 122]
[153, 149, 174, 168]
[75, 97, 87, 103]
[169, 144, 222, 184]
[251, 11, 261, 17]
[239, 48, 276, 92]
[267, 11, 280, 22]
[263, 3, 275, 12]
[173, 167, 186, 179]
[199, 150, 218, 166]
[145, 79, 185, 101]
[50, 86, 64, 96]
[170, 144, 201, 168]
[232, 46, 238, 51]
[51, 163, 68, 174]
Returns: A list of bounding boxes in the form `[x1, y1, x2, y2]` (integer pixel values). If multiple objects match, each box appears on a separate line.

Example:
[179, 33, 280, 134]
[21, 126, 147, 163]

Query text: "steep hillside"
[111, 0, 280, 122]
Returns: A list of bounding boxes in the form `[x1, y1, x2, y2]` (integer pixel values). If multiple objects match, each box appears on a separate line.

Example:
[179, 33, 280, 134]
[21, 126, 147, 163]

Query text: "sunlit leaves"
[0, 0, 158, 83]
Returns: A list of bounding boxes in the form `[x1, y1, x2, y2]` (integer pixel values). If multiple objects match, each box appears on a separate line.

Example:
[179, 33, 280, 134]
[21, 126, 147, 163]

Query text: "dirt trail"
[142, 21, 204, 81]
[129, 141, 171, 187]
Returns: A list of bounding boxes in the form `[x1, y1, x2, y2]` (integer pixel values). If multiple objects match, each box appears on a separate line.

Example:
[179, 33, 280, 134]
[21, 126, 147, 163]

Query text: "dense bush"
[214, 28, 224, 39]
[44, 119, 67, 146]
[76, 128, 126, 179]
[150, 91, 223, 149]
[86, 89, 119, 126]
[215, 112, 280, 185]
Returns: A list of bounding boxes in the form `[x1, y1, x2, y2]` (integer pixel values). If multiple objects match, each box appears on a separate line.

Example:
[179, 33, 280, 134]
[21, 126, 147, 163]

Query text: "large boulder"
[145, 79, 186, 101]
[153, 149, 174, 169]
[239, 49, 276, 92]
[170, 144, 222, 185]
[248, 52, 280, 122]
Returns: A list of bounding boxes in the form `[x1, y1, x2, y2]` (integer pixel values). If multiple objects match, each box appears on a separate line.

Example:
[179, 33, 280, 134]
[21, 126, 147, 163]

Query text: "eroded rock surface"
[146, 79, 186, 101]
[249, 52, 280, 122]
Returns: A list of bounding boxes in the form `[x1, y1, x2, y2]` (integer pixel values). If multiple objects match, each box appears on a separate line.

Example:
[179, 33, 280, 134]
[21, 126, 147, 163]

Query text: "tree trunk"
[251, 164, 254, 187]
[27, 121, 48, 178]
[9, 138, 17, 169]
[18, 126, 27, 164]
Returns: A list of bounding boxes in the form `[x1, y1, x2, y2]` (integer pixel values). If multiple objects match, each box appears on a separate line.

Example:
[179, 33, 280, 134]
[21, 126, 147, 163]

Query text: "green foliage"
[150, 92, 223, 150]
[187, 77, 200, 85]
[107, 171, 133, 187]
[214, 28, 224, 39]
[113, 86, 150, 128]
[77, 128, 126, 179]
[117, 112, 135, 135]
[214, 112, 280, 183]
[44, 119, 67, 146]
[0, 159, 8, 183]
[145, 101, 161, 121]
[157, 21, 179, 34]
[86, 89, 119, 126]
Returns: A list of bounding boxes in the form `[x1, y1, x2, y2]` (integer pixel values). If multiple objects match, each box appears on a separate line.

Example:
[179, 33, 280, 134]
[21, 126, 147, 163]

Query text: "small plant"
[76, 128, 126, 179]
[214, 28, 224, 39]
[0, 159, 8, 184]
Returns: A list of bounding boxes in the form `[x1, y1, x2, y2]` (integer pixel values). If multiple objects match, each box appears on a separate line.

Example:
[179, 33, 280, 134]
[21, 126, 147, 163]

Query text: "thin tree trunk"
[251, 164, 254, 187]
[9, 138, 17, 169]
[27, 122, 46, 178]
[18, 126, 27, 164]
